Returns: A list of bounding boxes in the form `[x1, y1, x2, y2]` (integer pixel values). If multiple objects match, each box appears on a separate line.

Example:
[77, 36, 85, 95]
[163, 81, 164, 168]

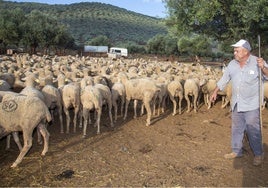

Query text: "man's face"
[233, 47, 249, 62]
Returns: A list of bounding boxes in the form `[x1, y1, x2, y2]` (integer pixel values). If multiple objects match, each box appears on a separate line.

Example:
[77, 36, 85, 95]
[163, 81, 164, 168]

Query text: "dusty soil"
[0, 100, 268, 187]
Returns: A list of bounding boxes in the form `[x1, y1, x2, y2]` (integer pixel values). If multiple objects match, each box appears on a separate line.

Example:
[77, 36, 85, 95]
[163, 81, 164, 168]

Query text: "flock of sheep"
[0, 53, 267, 168]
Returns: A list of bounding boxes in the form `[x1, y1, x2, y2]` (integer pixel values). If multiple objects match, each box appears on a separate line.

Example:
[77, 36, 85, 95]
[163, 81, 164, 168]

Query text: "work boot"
[253, 155, 264, 166]
[224, 152, 243, 159]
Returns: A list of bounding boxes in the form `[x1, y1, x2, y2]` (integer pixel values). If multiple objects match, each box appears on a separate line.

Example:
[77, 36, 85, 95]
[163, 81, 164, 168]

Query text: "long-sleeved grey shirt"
[217, 54, 268, 112]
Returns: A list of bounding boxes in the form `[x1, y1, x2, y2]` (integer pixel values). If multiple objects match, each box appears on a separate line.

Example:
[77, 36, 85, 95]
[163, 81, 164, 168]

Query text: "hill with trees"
[0, 1, 167, 48]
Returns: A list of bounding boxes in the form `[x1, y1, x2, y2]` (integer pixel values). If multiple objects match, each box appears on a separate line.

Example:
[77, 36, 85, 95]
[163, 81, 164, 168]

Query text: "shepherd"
[210, 39, 268, 166]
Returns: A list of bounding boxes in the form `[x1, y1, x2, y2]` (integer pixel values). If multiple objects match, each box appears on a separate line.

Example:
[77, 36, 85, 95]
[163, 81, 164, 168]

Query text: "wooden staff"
[258, 34, 263, 150]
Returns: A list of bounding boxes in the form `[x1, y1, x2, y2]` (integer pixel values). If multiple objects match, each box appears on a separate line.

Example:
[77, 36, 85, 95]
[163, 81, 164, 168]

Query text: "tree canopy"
[164, 0, 268, 53]
[0, 8, 75, 54]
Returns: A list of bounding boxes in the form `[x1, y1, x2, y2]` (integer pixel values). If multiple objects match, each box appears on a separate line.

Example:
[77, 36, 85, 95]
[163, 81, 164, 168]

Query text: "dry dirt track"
[0, 101, 268, 187]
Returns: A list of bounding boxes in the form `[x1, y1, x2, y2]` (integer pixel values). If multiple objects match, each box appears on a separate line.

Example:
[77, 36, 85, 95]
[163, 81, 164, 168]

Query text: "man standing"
[210, 39, 268, 166]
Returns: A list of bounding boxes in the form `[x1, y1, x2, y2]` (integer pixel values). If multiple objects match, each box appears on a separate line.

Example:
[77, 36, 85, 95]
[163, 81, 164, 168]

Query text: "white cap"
[231, 39, 251, 51]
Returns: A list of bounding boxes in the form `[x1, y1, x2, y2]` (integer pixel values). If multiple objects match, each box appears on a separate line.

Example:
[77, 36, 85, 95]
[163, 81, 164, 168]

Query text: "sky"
[6, 0, 167, 18]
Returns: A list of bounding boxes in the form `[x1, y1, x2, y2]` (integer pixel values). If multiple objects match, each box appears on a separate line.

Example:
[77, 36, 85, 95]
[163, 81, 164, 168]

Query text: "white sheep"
[60, 82, 81, 134]
[167, 78, 184, 115]
[20, 73, 45, 102]
[81, 83, 113, 137]
[120, 74, 160, 126]
[41, 76, 64, 133]
[0, 94, 51, 168]
[201, 78, 217, 109]
[218, 82, 232, 109]
[184, 78, 207, 113]
[0, 91, 23, 151]
[152, 82, 168, 116]
[111, 81, 126, 122]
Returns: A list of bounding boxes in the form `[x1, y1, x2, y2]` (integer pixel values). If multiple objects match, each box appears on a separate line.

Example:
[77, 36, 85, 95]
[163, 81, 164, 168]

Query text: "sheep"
[20, 73, 45, 102]
[201, 78, 217, 109]
[120, 74, 160, 126]
[167, 78, 184, 115]
[218, 82, 232, 109]
[0, 91, 23, 151]
[184, 77, 207, 113]
[13, 70, 25, 91]
[111, 81, 126, 122]
[80, 83, 113, 137]
[58, 74, 81, 134]
[0, 79, 12, 91]
[41, 76, 64, 133]
[4, 73, 45, 149]
[152, 82, 168, 116]
[263, 81, 268, 109]
[0, 73, 15, 89]
[0, 94, 51, 168]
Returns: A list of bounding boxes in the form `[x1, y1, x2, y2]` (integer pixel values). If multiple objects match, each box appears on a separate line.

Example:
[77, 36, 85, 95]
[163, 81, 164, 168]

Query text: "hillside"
[1, 1, 168, 46]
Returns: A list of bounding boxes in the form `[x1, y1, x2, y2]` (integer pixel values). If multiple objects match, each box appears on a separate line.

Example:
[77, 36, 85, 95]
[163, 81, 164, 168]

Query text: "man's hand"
[210, 87, 220, 103]
[257, 57, 265, 70]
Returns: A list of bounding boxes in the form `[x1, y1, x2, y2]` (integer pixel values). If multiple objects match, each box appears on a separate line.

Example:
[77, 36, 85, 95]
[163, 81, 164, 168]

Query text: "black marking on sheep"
[2, 100, 18, 112]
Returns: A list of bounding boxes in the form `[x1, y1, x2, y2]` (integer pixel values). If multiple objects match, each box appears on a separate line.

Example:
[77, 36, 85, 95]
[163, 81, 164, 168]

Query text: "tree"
[54, 25, 76, 55]
[164, 0, 268, 49]
[177, 34, 213, 59]
[88, 35, 111, 47]
[0, 8, 25, 50]
[147, 34, 178, 55]
[20, 10, 74, 54]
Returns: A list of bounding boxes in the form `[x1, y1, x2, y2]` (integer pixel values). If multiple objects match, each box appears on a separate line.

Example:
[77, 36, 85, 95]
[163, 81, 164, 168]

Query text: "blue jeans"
[231, 105, 263, 156]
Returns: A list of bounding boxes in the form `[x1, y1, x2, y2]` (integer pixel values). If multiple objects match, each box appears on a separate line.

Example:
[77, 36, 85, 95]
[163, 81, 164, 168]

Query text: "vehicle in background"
[108, 47, 128, 59]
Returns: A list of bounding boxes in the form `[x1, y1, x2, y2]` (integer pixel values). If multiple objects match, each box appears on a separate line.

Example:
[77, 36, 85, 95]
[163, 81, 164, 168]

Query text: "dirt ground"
[0, 100, 268, 187]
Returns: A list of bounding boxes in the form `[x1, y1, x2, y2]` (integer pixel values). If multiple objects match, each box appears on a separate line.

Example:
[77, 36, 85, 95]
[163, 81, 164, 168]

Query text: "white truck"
[108, 47, 128, 59]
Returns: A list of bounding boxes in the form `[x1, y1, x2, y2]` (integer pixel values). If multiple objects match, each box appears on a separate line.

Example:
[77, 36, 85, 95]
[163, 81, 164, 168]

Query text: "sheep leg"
[79, 106, 83, 129]
[13, 132, 22, 151]
[134, 100, 138, 118]
[262, 100, 267, 110]
[96, 108, 101, 134]
[178, 96, 182, 115]
[6, 134, 11, 150]
[143, 101, 151, 126]
[112, 99, 118, 122]
[107, 100, 114, 127]
[58, 106, 64, 134]
[140, 102, 145, 116]
[6, 132, 22, 151]
[49, 109, 55, 122]
[123, 98, 130, 120]
[120, 96, 125, 117]
[203, 94, 208, 106]
[11, 130, 34, 168]
[206, 94, 211, 109]
[64, 107, 71, 134]
[156, 98, 161, 116]
[221, 99, 229, 108]
[73, 106, 80, 133]
[38, 123, 50, 156]
[161, 95, 167, 114]
[169, 95, 177, 116]
[193, 95, 198, 113]
[82, 108, 90, 138]
[185, 95, 191, 113]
